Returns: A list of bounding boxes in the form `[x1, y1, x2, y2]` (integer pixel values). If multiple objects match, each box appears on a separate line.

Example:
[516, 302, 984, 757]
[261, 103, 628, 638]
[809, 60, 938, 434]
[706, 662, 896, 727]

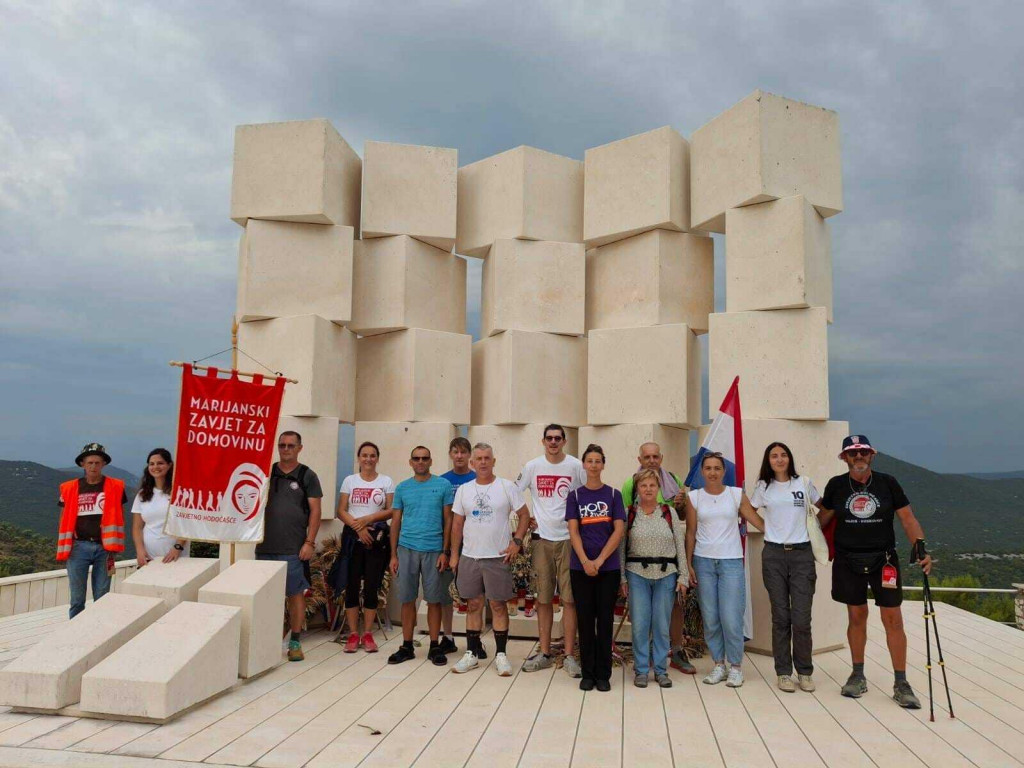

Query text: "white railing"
[0, 560, 139, 618]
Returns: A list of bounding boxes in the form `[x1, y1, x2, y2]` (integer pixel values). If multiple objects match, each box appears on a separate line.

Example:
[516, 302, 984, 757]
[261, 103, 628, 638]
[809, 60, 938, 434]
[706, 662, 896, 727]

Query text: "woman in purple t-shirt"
[565, 444, 627, 692]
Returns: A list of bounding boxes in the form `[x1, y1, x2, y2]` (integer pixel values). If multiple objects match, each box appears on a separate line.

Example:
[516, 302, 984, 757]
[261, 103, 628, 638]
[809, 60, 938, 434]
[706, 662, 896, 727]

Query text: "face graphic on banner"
[220, 463, 268, 521]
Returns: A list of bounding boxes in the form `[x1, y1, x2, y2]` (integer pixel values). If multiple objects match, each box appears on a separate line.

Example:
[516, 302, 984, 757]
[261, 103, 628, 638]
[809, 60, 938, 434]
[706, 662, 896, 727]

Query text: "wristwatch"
[173, 543, 185, 551]
[512, 536, 523, 547]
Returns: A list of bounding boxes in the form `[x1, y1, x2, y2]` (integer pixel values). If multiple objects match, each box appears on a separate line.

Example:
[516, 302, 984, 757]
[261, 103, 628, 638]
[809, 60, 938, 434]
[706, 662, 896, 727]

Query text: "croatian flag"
[685, 376, 753, 640]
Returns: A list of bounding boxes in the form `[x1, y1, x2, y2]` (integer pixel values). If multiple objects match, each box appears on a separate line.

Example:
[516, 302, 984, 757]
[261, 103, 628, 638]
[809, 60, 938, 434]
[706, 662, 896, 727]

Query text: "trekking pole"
[923, 571, 955, 718]
[921, 576, 935, 721]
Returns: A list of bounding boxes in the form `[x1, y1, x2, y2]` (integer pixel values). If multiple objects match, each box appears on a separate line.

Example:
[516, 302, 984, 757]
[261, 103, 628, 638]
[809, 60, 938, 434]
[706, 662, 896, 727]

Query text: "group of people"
[58, 423, 931, 708]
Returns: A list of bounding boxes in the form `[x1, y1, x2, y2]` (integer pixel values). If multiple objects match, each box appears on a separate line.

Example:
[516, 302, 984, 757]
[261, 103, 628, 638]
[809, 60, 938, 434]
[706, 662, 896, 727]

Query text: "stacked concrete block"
[118, 558, 222, 609]
[467, 424, 579, 482]
[690, 90, 843, 233]
[277, 416, 339, 520]
[237, 314, 357, 420]
[481, 239, 585, 337]
[353, 421, 458, 489]
[578, 424, 690, 492]
[726, 195, 833, 322]
[708, 308, 829, 420]
[360, 141, 458, 250]
[199, 560, 287, 679]
[0, 594, 166, 711]
[356, 329, 471, 424]
[231, 119, 361, 227]
[236, 220, 354, 323]
[472, 330, 587, 427]
[456, 145, 583, 257]
[588, 324, 701, 429]
[350, 235, 466, 336]
[586, 230, 713, 333]
[583, 126, 691, 247]
[80, 602, 242, 721]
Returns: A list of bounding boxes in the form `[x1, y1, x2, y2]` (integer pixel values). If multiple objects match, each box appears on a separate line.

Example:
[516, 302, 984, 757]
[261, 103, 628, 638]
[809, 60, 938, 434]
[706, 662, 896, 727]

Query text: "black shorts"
[831, 550, 903, 608]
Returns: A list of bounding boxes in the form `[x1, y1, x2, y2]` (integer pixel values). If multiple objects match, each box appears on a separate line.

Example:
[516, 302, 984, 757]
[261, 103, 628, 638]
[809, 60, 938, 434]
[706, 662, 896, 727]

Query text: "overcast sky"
[1, 1, 1022, 474]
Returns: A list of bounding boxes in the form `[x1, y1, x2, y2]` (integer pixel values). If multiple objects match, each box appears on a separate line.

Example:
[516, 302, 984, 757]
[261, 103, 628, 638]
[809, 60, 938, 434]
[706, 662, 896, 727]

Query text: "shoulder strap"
[627, 505, 637, 530]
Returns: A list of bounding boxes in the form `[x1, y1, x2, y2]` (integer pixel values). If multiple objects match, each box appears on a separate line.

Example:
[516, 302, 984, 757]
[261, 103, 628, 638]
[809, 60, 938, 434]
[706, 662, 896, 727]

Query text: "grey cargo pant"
[761, 543, 817, 676]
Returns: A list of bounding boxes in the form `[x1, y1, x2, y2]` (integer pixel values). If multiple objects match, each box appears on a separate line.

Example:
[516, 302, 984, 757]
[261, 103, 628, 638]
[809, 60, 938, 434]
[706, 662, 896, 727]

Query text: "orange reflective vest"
[57, 477, 126, 561]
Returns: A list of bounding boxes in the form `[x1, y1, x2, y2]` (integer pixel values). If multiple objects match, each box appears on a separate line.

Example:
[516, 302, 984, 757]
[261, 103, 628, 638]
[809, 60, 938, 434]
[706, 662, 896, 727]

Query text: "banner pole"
[230, 317, 240, 567]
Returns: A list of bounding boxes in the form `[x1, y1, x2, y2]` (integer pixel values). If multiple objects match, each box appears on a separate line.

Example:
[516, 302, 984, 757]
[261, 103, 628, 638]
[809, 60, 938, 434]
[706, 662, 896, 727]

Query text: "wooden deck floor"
[0, 601, 1021, 767]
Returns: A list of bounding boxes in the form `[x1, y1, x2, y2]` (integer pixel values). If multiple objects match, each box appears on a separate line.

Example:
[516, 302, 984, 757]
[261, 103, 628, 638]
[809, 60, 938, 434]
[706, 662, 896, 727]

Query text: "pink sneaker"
[362, 633, 378, 653]
[343, 632, 360, 653]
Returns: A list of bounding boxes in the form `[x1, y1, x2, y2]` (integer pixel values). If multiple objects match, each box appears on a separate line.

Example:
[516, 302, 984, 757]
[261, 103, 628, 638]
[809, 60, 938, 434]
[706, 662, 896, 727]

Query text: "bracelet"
[304, 539, 315, 546]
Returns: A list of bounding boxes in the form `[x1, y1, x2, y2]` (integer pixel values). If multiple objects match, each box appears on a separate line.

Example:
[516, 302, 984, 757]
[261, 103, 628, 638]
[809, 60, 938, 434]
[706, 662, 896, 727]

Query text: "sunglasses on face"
[544, 436, 564, 443]
[278, 443, 299, 450]
[411, 456, 431, 462]
[845, 449, 873, 458]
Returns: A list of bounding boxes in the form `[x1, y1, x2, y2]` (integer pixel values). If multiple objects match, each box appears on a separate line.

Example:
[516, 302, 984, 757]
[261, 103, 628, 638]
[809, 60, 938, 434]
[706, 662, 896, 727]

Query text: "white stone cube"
[80, 602, 241, 721]
[482, 239, 585, 337]
[726, 195, 833, 322]
[230, 119, 361, 227]
[277, 416, 339, 520]
[577, 424, 691, 494]
[708, 308, 829, 420]
[585, 230, 714, 333]
[236, 220, 354, 323]
[118, 558, 222, 609]
[360, 141, 457, 251]
[472, 331, 587, 427]
[199, 560, 287, 679]
[691, 90, 843, 233]
[237, 315, 357, 420]
[467, 424, 580, 482]
[583, 126, 690, 247]
[0, 593, 166, 710]
[352, 422, 457, 492]
[350, 235, 466, 336]
[587, 324, 701, 428]
[356, 329, 471, 424]
[456, 145, 583, 257]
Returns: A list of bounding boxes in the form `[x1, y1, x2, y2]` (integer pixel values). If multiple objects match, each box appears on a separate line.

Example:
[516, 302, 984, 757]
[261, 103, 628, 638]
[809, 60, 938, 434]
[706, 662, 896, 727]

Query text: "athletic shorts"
[831, 550, 903, 608]
[439, 566, 455, 606]
[531, 537, 573, 604]
[256, 553, 310, 597]
[456, 556, 515, 601]
[396, 545, 446, 604]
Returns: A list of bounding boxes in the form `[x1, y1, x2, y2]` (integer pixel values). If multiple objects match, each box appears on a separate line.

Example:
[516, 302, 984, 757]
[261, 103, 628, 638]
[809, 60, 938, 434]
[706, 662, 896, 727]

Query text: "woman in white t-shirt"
[132, 448, 189, 565]
[336, 441, 394, 654]
[749, 441, 825, 694]
[684, 452, 763, 689]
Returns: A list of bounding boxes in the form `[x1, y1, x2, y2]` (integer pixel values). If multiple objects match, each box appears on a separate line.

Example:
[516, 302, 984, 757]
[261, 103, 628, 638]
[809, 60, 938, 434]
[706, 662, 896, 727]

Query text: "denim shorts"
[257, 553, 310, 597]
[396, 545, 446, 604]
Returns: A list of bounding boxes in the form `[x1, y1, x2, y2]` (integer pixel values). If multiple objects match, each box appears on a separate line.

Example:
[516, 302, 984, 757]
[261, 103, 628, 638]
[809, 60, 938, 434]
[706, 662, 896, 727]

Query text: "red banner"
[164, 365, 285, 542]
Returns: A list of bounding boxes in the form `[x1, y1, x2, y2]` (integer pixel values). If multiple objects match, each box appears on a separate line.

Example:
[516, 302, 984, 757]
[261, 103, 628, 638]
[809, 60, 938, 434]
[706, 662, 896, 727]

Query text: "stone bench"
[118, 557, 221, 608]
[0, 593, 166, 711]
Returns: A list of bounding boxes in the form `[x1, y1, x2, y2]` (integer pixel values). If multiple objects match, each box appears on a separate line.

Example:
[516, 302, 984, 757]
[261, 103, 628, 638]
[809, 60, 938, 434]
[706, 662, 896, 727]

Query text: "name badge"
[881, 564, 898, 589]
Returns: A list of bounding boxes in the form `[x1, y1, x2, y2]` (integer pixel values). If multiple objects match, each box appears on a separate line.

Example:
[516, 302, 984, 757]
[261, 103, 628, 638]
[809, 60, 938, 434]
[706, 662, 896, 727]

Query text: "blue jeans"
[627, 570, 677, 675]
[67, 540, 111, 619]
[693, 556, 746, 665]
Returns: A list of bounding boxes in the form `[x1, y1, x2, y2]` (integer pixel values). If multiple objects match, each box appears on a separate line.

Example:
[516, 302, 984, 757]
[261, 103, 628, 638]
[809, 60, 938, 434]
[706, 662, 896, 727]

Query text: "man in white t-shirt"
[450, 443, 530, 677]
[516, 424, 586, 676]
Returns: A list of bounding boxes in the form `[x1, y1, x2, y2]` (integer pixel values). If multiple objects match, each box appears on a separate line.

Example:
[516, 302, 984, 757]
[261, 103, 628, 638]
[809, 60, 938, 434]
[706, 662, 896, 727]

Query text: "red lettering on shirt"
[535, 475, 571, 499]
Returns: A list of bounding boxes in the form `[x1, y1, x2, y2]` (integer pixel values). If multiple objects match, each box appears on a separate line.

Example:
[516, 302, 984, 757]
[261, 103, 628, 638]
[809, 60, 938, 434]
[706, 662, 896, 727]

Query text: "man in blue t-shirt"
[388, 446, 455, 666]
[438, 436, 476, 656]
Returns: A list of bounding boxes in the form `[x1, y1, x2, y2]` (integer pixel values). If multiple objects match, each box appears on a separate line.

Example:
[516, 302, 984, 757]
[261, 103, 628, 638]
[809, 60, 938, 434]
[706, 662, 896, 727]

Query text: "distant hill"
[0, 461, 140, 558]
[871, 454, 1024, 552]
[965, 470, 1024, 480]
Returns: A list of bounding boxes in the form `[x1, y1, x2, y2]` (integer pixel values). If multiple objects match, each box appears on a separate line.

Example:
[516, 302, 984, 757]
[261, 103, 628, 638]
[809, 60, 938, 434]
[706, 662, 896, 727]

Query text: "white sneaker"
[495, 652, 513, 677]
[798, 674, 816, 692]
[703, 664, 728, 685]
[563, 654, 582, 678]
[726, 666, 744, 687]
[451, 650, 479, 674]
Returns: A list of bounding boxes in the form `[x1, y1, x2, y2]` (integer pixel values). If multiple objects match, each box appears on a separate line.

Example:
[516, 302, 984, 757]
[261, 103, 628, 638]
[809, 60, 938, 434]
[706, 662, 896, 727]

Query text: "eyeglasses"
[844, 449, 873, 458]
[277, 443, 299, 450]
[544, 436, 564, 443]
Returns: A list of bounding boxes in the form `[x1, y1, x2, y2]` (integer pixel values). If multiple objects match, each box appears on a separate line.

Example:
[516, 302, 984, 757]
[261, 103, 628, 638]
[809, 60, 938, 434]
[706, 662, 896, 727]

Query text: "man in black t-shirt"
[820, 434, 932, 709]
[256, 431, 323, 662]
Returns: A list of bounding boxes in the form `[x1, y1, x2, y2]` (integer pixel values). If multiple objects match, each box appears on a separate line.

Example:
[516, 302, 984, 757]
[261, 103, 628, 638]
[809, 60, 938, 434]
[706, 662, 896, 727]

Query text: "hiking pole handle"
[910, 539, 927, 564]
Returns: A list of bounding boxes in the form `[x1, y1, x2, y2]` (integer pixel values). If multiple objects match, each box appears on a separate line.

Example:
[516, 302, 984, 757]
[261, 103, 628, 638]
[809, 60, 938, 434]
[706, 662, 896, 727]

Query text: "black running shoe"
[437, 636, 459, 655]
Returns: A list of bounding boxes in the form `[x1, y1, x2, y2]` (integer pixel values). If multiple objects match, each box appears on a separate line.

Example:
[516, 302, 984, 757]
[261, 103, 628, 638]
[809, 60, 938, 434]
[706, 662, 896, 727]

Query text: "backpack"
[627, 503, 674, 531]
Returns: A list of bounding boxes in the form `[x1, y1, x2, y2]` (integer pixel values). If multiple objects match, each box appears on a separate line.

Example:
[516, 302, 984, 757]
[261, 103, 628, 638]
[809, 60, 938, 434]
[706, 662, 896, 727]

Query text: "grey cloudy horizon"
[1, 1, 1022, 475]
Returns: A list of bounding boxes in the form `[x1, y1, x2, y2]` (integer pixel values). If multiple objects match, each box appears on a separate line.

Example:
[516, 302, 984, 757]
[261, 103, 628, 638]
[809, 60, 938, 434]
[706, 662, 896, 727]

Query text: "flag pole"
[230, 317, 239, 567]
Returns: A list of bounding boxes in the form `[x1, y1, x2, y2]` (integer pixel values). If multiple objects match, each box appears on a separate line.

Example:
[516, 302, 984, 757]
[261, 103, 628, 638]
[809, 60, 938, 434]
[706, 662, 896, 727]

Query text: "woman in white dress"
[131, 448, 188, 565]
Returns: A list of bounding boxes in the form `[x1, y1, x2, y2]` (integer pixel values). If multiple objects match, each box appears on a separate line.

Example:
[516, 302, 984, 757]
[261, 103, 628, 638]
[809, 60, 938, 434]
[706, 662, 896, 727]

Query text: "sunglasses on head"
[844, 449, 873, 457]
